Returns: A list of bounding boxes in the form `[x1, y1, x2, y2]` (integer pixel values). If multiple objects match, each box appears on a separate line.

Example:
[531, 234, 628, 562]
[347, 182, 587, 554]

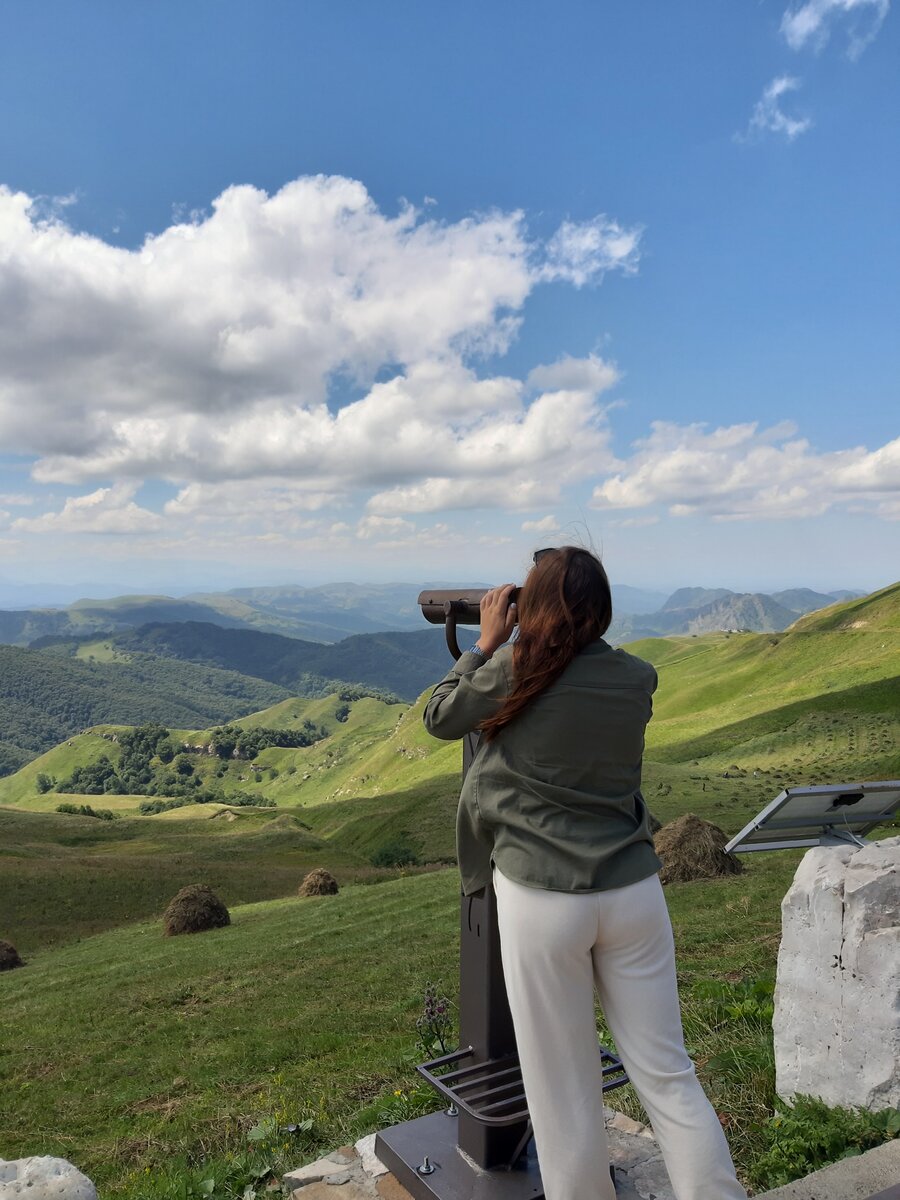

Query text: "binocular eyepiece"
[418, 588, 520, 659]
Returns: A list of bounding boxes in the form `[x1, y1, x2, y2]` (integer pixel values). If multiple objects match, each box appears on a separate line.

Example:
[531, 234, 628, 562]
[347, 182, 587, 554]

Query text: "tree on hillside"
[58, 755, 121, 795]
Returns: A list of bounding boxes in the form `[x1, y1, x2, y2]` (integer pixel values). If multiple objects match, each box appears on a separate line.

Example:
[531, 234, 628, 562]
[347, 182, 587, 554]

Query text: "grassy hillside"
[4, 582, 897, 851]
[0, 858, 801, 1197]
[640, 582, 900, 774]
[0, 689, 462, 822]
[0, 804, 381, 954]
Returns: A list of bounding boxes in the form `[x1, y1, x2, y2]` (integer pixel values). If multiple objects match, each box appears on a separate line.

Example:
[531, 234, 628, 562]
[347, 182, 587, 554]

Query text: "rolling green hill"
[639, 582, 900, 779]
[0, 645, 291, 777]
[4, 583, 898, 829]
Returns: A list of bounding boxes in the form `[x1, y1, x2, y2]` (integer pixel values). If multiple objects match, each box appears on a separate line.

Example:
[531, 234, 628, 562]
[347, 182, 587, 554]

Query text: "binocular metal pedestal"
[375, 874, 546, 1200]
[375, 733, 627, 1199]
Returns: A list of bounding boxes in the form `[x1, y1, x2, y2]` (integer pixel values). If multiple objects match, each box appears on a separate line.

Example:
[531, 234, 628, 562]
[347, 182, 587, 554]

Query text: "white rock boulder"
[773, 836, 900, 1110]
[0, 1157, 97, 1199]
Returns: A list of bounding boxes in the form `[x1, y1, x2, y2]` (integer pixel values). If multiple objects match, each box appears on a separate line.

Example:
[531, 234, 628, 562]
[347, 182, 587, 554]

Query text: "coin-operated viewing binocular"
[417, 588, 520, 659]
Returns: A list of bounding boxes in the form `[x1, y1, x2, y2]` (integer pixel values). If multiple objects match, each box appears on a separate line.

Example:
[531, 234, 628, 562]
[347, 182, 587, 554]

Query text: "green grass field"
[1, 859, 801, 1197]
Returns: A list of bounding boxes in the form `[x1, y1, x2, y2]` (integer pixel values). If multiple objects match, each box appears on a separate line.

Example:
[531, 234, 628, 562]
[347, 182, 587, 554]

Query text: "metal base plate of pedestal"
[375, 1111, 544, 1200]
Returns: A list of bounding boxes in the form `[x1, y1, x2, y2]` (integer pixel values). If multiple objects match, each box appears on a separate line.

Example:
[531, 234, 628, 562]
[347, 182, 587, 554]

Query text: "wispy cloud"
[740, 76, 813, 142]
[540, 216, 642, 287]
[781, 0, 890, 59]
[741, 0, 888, 142]
[521, 515, 559, 533]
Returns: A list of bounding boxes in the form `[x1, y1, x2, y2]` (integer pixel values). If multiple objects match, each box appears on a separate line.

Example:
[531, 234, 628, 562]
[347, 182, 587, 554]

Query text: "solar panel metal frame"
[724, 780, 900, 854]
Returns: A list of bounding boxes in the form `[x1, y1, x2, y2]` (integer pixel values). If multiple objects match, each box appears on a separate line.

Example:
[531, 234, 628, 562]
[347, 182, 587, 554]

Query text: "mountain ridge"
[0, 580, 865, 648]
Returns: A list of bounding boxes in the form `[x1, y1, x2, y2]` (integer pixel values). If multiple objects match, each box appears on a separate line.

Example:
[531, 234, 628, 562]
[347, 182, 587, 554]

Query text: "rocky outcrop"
[774, 837, 900, 1110]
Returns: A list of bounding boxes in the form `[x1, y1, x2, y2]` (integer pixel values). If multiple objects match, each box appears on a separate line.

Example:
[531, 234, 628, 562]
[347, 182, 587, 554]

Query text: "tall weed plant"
[750, 1097, 900, 1190]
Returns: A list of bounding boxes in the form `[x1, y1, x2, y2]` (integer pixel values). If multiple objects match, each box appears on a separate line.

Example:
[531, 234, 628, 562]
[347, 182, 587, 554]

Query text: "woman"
[423, 547, 747, 1200]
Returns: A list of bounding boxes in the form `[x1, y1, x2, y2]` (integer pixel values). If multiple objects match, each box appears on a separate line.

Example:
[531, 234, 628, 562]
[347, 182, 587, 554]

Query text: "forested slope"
[0, 646, 290, 776]
[73, 621, 468, 701]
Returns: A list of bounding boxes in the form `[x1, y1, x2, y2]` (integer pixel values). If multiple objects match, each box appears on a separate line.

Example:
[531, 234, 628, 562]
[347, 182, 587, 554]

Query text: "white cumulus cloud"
[527, 354, 620, 395]
[0, 177, 641, 512]
[591, 422, 900, 520]
[12, 484, 162, 534]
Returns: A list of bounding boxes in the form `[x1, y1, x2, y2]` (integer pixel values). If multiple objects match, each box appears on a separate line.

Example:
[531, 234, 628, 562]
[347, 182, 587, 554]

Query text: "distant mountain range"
[0, 583, 428, 646]
[0, 581, 862, 648]
[606, 587, 864, 643]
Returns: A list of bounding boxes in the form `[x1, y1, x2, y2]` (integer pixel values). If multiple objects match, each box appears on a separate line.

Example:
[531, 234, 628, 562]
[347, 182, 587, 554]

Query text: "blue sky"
[0, 0, 897, 598]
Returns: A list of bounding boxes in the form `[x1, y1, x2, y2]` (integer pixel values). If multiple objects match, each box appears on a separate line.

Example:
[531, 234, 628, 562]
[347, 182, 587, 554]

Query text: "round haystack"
[298, 868, 339, 897]
[0, 938, 24, 970]
[163, 884, 230, 936]
[654, 813, 744, 885]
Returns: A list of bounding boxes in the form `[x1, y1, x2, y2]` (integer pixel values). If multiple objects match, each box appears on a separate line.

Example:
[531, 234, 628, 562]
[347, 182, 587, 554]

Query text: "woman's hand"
[477, 584, 517, 656]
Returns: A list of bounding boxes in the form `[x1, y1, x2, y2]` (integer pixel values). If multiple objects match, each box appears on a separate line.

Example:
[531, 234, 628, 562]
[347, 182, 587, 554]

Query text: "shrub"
[174, 754, 194, 776]
[298, 868, 339, 897]
[749, 1096, 900, 1191]
[163, 884, 231, 936]
[0, 938, 24, 971]
[156, 738, 178, 764]
[371, 840, 419, 868]
[55, 802, 117, 820]
[35, 772, 55, 793]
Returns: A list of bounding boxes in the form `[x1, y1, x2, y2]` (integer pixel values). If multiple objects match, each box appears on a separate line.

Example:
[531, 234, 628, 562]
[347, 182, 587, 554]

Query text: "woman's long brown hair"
[480, 546, 613, 742]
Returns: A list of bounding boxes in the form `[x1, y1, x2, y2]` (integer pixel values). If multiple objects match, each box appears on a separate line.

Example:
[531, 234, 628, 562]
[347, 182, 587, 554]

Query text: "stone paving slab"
[285, 1115, 678, 1200]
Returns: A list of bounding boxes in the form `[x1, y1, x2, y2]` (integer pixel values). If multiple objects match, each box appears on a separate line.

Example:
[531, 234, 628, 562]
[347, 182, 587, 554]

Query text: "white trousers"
[494, 868, 748, 1200]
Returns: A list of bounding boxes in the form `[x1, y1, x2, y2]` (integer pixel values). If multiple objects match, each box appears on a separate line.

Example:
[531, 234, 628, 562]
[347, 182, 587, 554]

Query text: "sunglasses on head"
[532, 548, 557, 565]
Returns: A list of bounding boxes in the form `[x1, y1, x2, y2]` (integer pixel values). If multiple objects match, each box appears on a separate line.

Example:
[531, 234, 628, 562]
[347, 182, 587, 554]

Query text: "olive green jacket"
[423, 641, 661, 895]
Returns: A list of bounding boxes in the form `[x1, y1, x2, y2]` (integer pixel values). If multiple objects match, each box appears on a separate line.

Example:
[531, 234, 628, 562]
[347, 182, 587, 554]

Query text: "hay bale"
[163, 884, 230, 936]
[654, 813, 744, 885]
[0, 938, 24, 970]
[298, 868, 339, 897]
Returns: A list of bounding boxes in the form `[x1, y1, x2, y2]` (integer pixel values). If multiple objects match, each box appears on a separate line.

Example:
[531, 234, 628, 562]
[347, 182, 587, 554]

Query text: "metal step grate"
[417, 1042, 628, 1127]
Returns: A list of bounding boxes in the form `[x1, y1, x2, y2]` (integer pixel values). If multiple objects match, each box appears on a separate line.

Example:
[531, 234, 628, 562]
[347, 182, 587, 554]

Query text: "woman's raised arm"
[423, 647, 512, 741]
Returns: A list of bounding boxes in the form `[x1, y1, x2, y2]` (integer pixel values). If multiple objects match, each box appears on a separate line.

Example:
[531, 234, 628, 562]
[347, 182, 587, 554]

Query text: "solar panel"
[724, 780, 900, 854]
